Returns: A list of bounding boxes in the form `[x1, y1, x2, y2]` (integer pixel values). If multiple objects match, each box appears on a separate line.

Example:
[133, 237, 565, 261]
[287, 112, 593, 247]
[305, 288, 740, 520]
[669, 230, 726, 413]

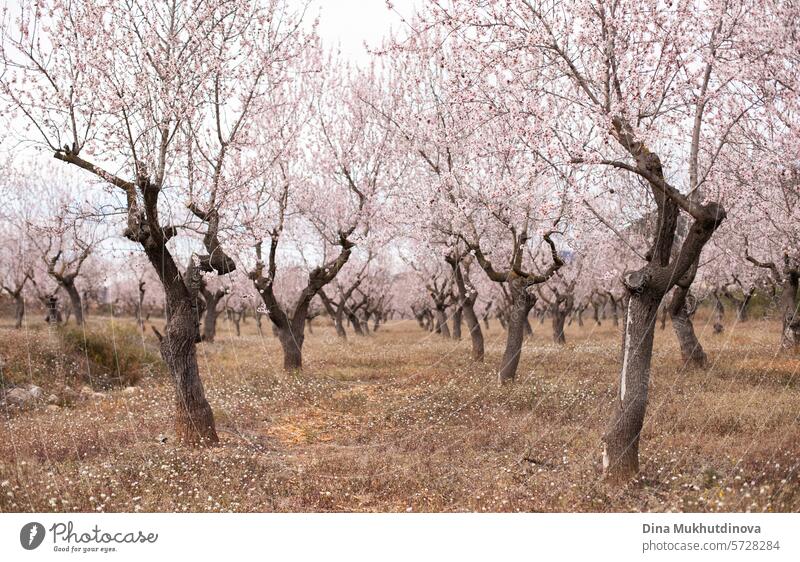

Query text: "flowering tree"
[1, 0, 314, 445]
[382, 29, 571, 375]
[238, 59, 392, 370]
[0, 217, 35, 328]
[407, 0, 788, 482]
[37, 215, 96, 327]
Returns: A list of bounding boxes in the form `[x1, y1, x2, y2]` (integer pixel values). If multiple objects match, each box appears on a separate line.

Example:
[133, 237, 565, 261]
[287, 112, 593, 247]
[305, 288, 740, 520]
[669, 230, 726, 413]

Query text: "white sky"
[314, 0, 419, 62]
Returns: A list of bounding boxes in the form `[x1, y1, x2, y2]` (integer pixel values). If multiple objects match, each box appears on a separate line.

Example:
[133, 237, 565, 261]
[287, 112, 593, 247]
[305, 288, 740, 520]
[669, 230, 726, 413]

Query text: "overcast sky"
[314, 0, 419, 62]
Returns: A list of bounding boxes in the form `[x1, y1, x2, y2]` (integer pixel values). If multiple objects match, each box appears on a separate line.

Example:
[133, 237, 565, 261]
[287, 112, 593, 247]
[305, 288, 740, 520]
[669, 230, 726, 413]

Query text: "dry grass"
[1, 311, 798, 513]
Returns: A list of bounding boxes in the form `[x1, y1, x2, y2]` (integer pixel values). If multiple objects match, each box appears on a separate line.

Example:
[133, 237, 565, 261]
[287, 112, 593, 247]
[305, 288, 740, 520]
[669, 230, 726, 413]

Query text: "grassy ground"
[0, 311, 798, 513]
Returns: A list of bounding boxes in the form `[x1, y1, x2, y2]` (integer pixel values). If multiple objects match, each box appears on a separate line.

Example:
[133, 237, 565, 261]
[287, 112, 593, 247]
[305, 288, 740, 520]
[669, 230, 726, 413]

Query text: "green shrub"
[58, 324, 164, 389]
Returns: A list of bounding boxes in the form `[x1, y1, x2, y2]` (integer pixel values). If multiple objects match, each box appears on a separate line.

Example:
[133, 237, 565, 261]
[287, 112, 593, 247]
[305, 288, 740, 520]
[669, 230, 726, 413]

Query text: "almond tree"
[0, 226, 34, 329]
[383, 30, 571, 371]
[240, 60, 390, 370]
[419, 0, 785, 481]
[1, 0, 313, 445]
[40, 223, 94, 327]
[0, 167, 36, 329]
[318, 252, 374, 340]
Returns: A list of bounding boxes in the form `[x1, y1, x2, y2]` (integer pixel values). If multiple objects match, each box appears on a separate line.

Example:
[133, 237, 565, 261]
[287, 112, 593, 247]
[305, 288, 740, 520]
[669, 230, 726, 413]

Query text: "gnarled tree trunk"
[603, 289, 660, 481]
[669, 285, 707, 368]
[13, 293, 25, 329]
[498, 277, 533, 384]
[452, 306, 463, 340]
[448, 256, 485, 362]
[552, 310, 567, 344]
[434, 307, 451, 338]
[603, 202, 725, 483]
[779, 270, 800, 350]
[159, 300, 218, 445]
[319, 291, 347, 339]
[63, 281, 84, 326]
[276, 321, 305, 370]
[200, 287, 225, 343]
[149, 251, 219, 446]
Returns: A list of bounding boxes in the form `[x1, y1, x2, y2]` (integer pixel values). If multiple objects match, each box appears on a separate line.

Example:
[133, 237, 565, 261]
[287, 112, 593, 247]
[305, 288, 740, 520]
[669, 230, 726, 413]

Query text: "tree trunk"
[524, 314, 533, 337]
[348, 311, 365, 336]
[13, 293, 24, 329]
[497, 278, 533, 384]
[463, 301, 484, 362]
[435, 308, 451, 338]
[144, 243, 218, 446]
[603, 290, 660, 483]
[201, 290, 223, 342]
[669, 287, 707, 367]
[452, 306, 463, 340]
[450, 256, 485, 361]
[277, 323, 304, 370]
[63, 282, 84, 326]
[231, 312, 241, 337]
[712, 292, 725, 334]
[552, 311, 567, 344]
[608, 296, 620, 327]
[731, 297, 746, 322]
[203, 306, 220, 342]
[159, 300, 219, 445]
[333, 302, 348, 338]
[779, 271, 800, 350]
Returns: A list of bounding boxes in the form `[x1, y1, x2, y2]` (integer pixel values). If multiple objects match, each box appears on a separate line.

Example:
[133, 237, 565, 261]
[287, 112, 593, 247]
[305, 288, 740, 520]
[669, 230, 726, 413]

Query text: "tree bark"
[603, 290, 660, 482]
[159, 301, 218, 445]
[277, 323, 304, 370]
[349, 310, 366, 336]
[497, 278, 533, 384]
[712, 291, 725, 334]
[435, 308, 451, 338]
[145, 248, 218, 446]
[607, 293, 620, 327]
[448, 257, 485, 362]
[201, 288, 225, 343]
[669, 286, 708, 367]
[603, 199, 725, 483]
[779, 270, 800, 350]
[334, 308, 347, 338]
[320, 291, 347, 339]
[63, 281, 84, 326]
[203, 306, 220, 342]
[552, 313, 566, 344]
[452, 306, 463, 340]
[13, 293, 25, 329]
[136, 281, 146, 331]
